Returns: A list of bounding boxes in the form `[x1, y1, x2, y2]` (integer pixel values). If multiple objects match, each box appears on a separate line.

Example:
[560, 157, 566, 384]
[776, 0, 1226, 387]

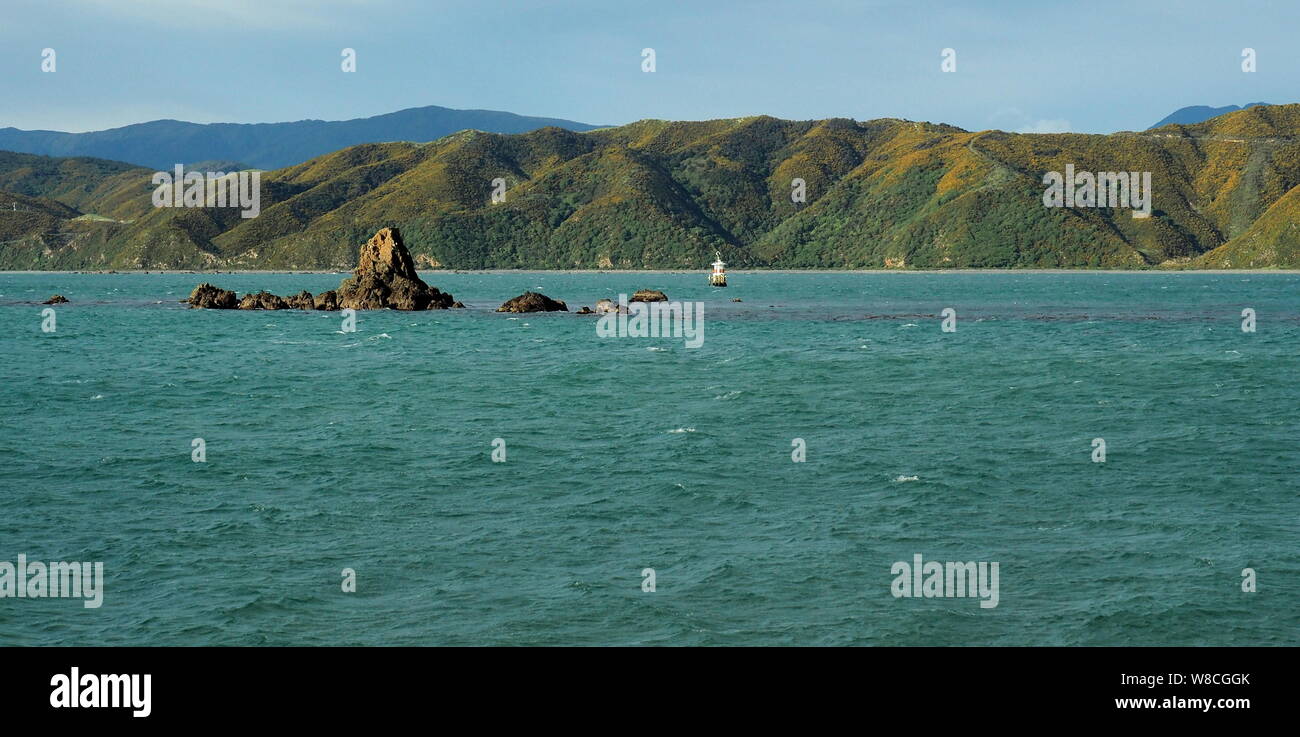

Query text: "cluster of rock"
[43, 295, 69, 304]
[496, 288, 672, 314]
[498, 288, 672, 314]
[187, 228, 459, 311]
[187, 226, 672, 316]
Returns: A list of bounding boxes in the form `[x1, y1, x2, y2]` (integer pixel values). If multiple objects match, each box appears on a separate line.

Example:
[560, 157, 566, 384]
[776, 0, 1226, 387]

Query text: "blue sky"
[3, 0, 1296, 133]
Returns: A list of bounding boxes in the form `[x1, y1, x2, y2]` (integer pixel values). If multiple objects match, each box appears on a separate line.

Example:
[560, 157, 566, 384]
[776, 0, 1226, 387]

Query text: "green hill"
[4, 105, 1300, 270]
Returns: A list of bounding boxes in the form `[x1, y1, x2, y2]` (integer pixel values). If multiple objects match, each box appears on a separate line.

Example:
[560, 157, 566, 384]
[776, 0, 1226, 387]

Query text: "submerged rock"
[497, 291, 568, 313]
[336, 227, 455, 310]
[187, 283, 238, 309]
[629, 289, 668, 303]
[43, 294, 69, 305]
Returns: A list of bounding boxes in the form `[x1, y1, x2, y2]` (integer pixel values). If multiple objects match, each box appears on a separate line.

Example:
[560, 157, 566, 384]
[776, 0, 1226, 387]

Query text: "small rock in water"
[314, 290, 339, 311]
[284, 290, 315, 310]
[186, 283, 238, 309]
[629, 289, 668, 303]
[43, 294, 69, 304]
[238, 291, 288, 310]
[497, 291, 568, 313]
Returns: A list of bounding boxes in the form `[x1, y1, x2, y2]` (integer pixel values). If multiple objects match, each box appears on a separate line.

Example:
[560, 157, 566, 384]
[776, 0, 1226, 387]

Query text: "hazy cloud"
[66, 0, 380, 30]
[1017, 119, 1073, 134]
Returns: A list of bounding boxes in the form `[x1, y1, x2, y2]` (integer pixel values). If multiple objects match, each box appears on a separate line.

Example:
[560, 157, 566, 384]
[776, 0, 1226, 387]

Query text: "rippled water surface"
[1, 271, 1296, 645]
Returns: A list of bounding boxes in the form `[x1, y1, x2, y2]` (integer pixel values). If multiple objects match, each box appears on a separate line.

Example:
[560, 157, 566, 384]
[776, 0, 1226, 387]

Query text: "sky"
[2, 0, 1296, 134]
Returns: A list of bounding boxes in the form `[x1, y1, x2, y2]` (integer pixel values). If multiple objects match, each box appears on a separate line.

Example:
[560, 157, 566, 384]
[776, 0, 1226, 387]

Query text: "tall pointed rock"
[336, 227, 455, 310]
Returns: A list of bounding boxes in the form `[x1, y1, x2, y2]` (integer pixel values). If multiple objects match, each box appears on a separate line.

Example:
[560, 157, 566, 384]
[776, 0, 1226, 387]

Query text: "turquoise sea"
[1, 271, 1296, 645]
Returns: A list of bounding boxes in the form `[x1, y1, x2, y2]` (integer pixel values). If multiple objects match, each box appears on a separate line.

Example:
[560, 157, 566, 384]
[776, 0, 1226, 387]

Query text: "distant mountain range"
[2, 104, 1299, 270]
[1149, 103, 1271, 129]
[0, 105, 603, 170]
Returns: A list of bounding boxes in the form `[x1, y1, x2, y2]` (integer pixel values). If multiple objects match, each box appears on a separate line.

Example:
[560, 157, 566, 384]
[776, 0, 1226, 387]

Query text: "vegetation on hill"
[3, 104, 1300, 270]
[1147, 103, 1271, 130]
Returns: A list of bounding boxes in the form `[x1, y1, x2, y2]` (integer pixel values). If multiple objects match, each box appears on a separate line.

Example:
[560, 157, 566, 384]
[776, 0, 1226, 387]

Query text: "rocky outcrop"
[497, 291, 568, 313]
[284, 290, 316, 310]
[594, 298, 626, 314]
[451, 301, 466, 308]
[575, 306, 594, 314]
[336, 227, 455, 310]
[313, 290, 339, 311]
[42, 294, 69, 304]
[184, 227, 454, 312]
[238, 291, 288, 310]
[629, 289, 668, 302]
[187, 283, 238, 309]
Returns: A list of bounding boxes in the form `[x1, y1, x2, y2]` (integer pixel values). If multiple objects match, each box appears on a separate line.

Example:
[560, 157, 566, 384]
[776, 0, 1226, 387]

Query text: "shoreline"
[2, 269, 1298, 275]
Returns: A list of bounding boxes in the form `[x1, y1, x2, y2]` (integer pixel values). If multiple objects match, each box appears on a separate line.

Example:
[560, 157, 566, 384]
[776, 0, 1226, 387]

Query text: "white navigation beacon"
[709, 251, 727, 287]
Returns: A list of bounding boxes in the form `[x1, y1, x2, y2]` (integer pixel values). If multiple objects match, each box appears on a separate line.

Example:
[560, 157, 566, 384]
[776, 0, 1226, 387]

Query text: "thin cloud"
[66, 0, 382, 30]
[1017, 119, 1073, 134]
